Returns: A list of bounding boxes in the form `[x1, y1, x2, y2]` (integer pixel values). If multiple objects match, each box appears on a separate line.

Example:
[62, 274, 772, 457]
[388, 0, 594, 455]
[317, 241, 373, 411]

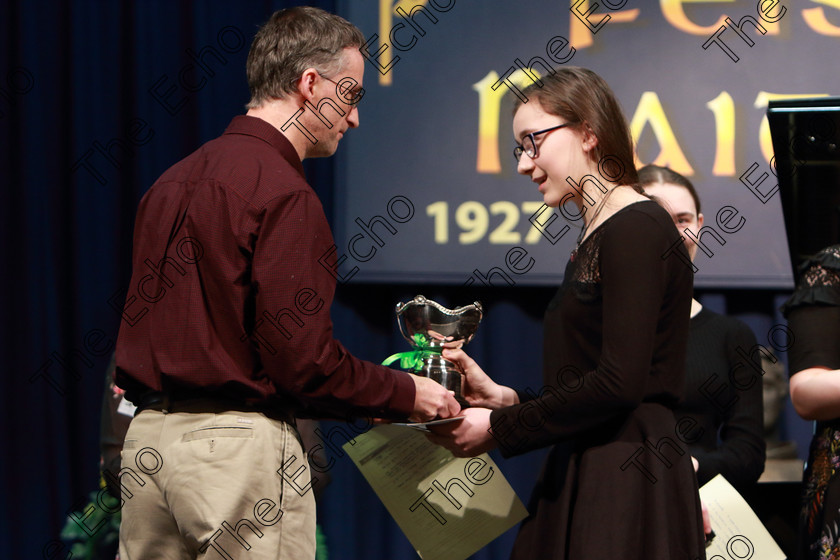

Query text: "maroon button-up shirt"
[114, 115, 415, 419]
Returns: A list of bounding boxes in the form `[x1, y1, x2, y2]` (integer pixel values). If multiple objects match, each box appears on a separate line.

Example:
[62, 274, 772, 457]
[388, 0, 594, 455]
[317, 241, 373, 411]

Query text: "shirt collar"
[224, 115, 305, 178]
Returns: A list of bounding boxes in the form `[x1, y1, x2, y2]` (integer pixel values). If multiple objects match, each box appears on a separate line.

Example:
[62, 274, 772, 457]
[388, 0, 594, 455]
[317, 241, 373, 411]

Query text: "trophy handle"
[397, 313, 411, 345]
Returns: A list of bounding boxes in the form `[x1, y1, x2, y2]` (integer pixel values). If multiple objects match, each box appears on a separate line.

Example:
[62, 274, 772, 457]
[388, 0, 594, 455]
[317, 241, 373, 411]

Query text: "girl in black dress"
[783, 246, 840, 560]
[429, 68, 706, 559]
[641, 164, 766, 490]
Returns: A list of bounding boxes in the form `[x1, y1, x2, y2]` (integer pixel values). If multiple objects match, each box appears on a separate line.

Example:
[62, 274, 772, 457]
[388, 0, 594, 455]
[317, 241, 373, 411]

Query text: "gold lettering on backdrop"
[378, 0, 394, 86]
[754, 92, 830, 165]
[424, 200, 557, 245]
[427, 201, 449, 244]
[707, 92, 735, 176]
[473, 70, 543, 174]
[803, 0, 840, 35]
[375, 0, 832, 88]
[377, 0, 431, 86]
[630, 91, 694, 176]
[473, 89, 832, 177]
[660, 0, 731, 35]
[660, 0, 780, 35]
[460, 2, 836, 175]
[569, 0, 640, 48]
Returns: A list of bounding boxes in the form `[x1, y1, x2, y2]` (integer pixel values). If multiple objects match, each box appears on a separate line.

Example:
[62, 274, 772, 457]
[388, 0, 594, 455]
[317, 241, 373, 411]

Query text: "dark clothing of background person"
[490, 201, 706, 560]
[783, 246, 840, 560]
[101, 353, 132, 497]
[674, 308, 766, 489]
[114, 115, 415, 419]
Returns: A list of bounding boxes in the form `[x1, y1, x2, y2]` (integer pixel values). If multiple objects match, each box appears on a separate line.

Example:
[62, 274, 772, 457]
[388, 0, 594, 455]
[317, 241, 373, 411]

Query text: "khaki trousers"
[118, 405, 316, 560]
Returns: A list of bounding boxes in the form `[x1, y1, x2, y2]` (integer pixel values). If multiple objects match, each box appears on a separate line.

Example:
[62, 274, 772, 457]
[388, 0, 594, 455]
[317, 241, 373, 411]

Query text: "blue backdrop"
[0, 0, 818, 558]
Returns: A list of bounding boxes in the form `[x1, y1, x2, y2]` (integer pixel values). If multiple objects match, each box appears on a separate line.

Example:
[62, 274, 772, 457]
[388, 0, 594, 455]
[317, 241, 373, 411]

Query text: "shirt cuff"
[385, 370, 416, 418]
[489, 405, 532, 458]
[515, 388, 534, 404]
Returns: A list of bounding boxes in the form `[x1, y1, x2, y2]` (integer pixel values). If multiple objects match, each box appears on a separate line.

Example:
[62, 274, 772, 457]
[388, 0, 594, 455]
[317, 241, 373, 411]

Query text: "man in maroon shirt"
[114, 7, 460, 559]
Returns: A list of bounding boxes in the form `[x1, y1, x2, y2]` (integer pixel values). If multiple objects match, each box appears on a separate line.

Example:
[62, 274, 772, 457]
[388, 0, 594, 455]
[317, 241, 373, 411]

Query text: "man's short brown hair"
[246, 7, 365, 109]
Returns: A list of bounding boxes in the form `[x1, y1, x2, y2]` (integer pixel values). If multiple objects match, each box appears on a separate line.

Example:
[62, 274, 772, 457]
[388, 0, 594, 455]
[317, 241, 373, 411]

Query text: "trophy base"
[414, 355, 469, 408]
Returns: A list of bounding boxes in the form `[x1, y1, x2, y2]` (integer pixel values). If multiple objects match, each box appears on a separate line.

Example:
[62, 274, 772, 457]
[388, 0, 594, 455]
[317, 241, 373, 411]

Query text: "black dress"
[489, 200, 706, 559]
[673, 308, 766, 490]
[782, 246, 840, 560]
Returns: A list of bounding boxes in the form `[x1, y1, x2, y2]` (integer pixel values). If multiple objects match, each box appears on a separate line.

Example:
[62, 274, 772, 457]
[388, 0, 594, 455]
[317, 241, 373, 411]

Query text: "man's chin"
[308, 142, 340, 159]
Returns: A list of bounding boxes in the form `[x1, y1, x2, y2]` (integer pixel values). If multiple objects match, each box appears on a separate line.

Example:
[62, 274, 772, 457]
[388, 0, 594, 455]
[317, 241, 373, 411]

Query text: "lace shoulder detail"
[567, 227, 605, 303]
[782, 245, 840, 316]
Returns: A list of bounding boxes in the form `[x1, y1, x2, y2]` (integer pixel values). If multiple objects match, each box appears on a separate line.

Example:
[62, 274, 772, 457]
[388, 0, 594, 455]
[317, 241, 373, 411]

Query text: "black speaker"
[768, 97, 840, 280]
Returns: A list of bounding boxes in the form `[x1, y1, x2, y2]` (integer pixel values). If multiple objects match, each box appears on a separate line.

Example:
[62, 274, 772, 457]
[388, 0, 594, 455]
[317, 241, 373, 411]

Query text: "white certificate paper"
[343, 424, 528, 560]
[699, 474, 785, 560]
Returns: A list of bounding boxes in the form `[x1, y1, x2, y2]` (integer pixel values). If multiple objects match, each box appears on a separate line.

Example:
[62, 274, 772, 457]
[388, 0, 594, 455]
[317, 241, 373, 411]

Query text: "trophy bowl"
[392, 295, 483, 406]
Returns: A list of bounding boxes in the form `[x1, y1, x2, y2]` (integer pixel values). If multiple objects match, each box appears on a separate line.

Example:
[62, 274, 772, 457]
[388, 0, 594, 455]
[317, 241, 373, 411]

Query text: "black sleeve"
[490, 209, 675, 455]
[787, 306, 840, 373]
[782, 247, 840, 373]
[692, 320, 765, 488]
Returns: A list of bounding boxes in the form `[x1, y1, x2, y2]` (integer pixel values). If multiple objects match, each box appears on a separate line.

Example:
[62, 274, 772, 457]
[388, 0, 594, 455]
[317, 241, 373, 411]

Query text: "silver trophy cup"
[392, 295, 483, 406]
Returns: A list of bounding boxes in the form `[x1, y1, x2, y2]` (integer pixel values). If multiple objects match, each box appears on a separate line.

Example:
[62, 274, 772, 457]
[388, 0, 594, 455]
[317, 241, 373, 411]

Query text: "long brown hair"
[513, 67, 639, 186]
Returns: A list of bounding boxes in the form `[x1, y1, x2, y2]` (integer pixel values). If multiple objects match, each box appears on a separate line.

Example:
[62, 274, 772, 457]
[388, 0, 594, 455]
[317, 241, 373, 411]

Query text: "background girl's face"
[513, 100, 595, 208]
[644, 182, 704, 261]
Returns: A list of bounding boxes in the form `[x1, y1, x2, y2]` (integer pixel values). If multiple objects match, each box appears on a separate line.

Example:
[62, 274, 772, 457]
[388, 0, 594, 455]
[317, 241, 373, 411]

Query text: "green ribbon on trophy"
[382, 333, 439, 371]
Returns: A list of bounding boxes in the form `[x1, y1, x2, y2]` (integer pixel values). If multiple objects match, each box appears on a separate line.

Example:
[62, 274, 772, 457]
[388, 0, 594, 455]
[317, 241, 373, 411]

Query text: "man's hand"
[426, 407, 496, 457]
[410, 375, 461, 422]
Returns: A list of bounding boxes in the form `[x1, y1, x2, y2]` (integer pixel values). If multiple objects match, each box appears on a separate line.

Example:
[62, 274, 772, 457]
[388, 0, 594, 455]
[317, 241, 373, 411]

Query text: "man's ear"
[295, 67, 320, 101]
[697, 213, 704, 229]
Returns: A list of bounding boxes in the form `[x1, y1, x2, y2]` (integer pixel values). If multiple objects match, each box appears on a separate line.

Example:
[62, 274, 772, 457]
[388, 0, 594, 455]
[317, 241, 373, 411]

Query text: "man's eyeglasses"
[318, 72, 365, 105]
[513, 123, 572, 161]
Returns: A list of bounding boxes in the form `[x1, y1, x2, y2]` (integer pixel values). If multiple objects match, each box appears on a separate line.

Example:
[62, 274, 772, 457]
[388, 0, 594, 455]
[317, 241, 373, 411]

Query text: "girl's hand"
[442, 348, 517, 409]
[426, 407, 497, 457]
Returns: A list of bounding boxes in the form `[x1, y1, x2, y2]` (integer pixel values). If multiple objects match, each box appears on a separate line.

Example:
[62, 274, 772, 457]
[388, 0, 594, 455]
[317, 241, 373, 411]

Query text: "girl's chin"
[542, 194, 561, 208]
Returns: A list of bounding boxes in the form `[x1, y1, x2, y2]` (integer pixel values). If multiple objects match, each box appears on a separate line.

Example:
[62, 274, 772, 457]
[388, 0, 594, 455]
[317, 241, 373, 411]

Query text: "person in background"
[782, 245, 840, 560]
[640, 164, 765, 490]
